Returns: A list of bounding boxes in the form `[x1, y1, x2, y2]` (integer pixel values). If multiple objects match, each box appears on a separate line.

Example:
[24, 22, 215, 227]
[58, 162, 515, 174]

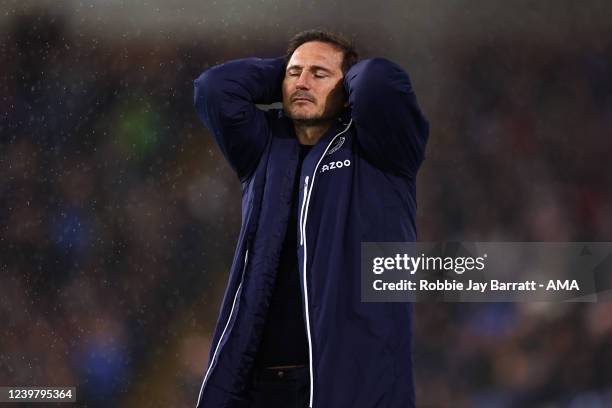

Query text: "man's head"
[282, 30, 358, 125]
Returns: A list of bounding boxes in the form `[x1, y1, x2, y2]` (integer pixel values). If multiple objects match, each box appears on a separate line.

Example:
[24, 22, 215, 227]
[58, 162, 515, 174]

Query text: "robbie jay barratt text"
[372, 279, 580, 292]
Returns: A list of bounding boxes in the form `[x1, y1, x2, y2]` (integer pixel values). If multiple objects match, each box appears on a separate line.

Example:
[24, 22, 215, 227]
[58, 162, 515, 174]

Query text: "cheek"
[281, 81, 291, 101]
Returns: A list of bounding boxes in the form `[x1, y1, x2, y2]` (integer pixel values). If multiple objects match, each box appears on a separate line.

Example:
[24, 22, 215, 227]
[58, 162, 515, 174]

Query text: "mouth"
[292, 97, 314, 104]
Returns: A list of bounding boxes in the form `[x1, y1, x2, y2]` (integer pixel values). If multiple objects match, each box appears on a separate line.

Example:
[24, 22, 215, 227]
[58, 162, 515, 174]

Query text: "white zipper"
[196, 249, 249, 407]
[299, 176, 309, 245]
[299, 120, 352, 407]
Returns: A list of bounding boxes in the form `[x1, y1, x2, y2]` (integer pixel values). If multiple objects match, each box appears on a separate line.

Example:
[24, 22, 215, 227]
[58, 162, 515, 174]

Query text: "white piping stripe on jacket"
[299, 176, 309, 245]
[196, 249, 248, 407]
[300, 119, 353, 407]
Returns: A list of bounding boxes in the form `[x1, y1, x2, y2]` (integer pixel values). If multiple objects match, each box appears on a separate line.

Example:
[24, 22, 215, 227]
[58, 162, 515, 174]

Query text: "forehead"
[288, 41, 343, 71]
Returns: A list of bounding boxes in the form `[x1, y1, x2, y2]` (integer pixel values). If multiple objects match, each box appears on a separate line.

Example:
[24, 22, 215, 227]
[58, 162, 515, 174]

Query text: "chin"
[288, 109, 320, 121]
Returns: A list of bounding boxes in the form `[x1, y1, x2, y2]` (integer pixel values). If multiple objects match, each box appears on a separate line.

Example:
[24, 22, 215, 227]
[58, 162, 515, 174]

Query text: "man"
[194, 30, 429, 408]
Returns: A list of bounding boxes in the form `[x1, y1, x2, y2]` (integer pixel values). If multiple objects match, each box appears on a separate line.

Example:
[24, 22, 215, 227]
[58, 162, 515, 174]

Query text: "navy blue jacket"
[194, 55, 428, 408]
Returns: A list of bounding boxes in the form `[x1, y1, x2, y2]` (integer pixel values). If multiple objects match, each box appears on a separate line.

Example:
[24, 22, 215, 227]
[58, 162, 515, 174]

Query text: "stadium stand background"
[1, 1, 611, 406]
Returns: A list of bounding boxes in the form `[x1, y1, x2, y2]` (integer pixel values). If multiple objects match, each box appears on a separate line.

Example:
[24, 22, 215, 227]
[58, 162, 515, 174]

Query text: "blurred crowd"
[1, 10, 611, 408]
[414, 35, 612, 408]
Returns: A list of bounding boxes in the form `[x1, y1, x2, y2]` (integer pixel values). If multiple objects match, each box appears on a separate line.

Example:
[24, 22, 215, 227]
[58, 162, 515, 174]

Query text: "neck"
[293, 120, 334, 145]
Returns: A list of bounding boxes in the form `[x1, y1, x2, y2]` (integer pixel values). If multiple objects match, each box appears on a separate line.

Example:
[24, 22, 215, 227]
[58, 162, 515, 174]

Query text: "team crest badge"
[326, 136, 345, 156]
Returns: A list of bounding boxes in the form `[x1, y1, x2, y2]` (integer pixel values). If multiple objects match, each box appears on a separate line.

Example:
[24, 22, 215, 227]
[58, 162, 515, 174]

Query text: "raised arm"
[344, 58, 429, 178]
[194, 57, 286, 181]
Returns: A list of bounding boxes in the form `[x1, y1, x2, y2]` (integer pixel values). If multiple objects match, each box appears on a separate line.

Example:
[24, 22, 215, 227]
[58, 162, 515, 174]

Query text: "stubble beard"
[284, 81, 346, 126]
[289, 112, 334, 127]
[284, 103, 342, 127]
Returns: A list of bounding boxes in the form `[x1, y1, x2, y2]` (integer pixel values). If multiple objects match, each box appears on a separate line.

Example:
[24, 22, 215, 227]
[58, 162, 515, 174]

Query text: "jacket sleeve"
[194, 57, 286, 181]
[344, 58, 429, 178]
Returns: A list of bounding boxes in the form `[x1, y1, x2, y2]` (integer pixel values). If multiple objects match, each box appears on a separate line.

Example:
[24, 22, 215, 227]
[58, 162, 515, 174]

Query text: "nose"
[295, 71, 310, 90]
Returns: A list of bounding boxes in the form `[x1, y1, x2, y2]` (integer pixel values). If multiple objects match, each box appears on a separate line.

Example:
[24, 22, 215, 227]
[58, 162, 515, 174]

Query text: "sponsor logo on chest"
[320, 159, 351, 173]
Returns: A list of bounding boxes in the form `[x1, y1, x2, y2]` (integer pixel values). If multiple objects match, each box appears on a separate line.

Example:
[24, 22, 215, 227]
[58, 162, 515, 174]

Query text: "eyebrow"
[286, 64, 334, 74]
